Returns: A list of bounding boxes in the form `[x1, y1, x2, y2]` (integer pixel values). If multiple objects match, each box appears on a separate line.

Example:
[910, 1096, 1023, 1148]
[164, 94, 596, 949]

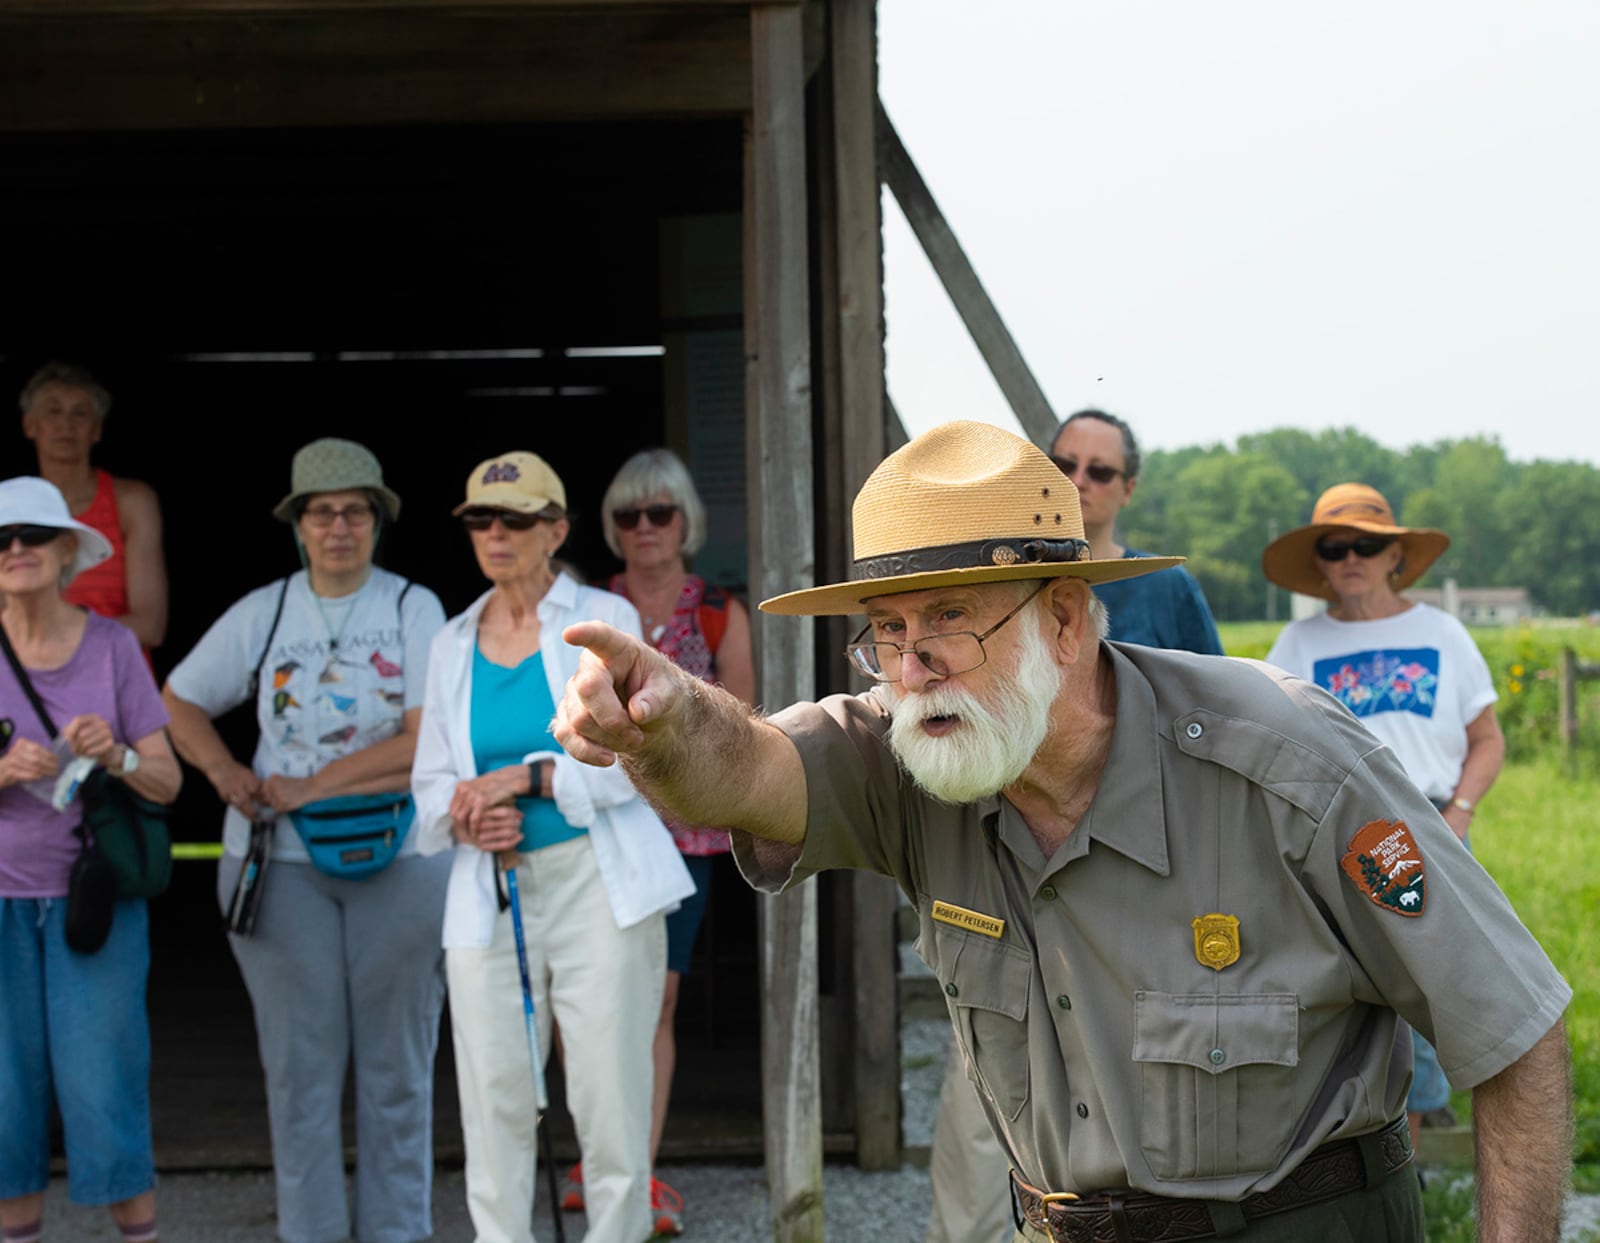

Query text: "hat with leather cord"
[0, 475, 113, 586]
[1261, 482, 1449, 602]
[759, 420, 1181, 617]
[452, 451, 567, 516]
[272, 437, 402, 524]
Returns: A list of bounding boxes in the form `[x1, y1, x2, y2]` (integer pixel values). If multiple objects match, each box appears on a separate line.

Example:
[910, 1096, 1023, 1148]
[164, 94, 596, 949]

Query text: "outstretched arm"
[1472, 1016, 1572, 1243]
[555, 620, 806, 846]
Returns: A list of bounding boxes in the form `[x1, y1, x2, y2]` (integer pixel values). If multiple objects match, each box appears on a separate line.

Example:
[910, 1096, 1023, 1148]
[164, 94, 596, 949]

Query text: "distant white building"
[1289, 581, 1534, 626]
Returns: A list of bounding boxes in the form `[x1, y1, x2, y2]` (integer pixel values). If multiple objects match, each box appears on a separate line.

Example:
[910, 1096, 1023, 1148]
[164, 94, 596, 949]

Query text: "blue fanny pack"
[288, 793, 414, 880]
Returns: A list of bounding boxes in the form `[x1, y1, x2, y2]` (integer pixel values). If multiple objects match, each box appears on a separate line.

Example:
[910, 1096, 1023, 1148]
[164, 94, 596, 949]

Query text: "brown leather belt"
[1011, 1115, 1413, 1243]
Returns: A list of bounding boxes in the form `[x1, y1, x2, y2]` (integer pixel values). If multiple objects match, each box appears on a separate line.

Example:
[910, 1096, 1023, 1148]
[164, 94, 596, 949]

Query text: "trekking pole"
[501, 852, 566, 1243]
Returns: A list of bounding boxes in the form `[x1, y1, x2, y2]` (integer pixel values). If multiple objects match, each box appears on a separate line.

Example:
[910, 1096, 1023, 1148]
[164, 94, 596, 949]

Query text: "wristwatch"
[1448, 795, 1473, 814]
[116, 746, 140, 777]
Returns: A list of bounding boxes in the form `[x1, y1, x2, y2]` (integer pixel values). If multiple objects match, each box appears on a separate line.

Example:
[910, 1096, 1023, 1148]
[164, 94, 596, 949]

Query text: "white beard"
[884, 610, 1058, 804]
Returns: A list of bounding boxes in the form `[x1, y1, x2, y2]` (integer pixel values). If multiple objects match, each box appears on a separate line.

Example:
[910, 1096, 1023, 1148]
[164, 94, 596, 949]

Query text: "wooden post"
[1561, 647, 1577, 751]
[877, 98, 1059, 446]
[749, 5, 823, 1239]
[827, 0, 900, 1173]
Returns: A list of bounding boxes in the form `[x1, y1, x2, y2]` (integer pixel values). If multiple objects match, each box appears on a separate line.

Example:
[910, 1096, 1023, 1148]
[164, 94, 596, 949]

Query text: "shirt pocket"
[934, 924, 1033, 1122]
[1133, 991, 1300, 1181]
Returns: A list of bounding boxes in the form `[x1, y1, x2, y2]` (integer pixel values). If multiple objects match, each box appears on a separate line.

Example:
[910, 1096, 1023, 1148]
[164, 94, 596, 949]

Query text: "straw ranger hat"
[0, 476, 114, 586]
[1261, 482, 1449, 602]
[760, 421, 1181, 616]
[273, 437, 402, 523]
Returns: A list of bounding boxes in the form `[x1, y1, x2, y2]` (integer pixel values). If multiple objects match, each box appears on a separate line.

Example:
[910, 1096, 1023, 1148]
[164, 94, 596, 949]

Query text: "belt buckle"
[1040, 1191, 1080, 1210]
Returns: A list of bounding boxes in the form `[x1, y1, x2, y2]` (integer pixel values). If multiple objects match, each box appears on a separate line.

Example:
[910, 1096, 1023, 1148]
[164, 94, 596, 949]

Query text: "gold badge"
[1192, 914, 1240, 971]
[932, 900, 1005, 940]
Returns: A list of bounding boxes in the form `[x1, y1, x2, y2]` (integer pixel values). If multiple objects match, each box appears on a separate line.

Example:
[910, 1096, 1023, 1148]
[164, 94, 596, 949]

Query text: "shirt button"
[1186, 722, 1204, 739]
[1210, 1048, 1226, 1065]
[1076, 1103, 1089, 1118]
[1056, 995, 1072, 1010]
[945, 983, 959, 997]
[1040, 885, 1057, 901]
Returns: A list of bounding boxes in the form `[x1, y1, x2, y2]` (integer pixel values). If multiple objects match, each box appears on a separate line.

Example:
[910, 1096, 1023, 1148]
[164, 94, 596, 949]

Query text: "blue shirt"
[1093, 549, 1224, 655]
[469, 645, 584, 852]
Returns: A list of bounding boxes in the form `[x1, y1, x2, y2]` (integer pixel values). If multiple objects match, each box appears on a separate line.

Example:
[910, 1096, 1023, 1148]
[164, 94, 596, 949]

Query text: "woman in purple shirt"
[0, 477, 181, 1243]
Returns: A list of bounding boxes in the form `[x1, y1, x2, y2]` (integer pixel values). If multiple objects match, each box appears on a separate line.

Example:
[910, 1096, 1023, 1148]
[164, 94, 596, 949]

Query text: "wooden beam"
[0, 11, 753, 130]
[748, 3, 823, 1239]
[827, 0, 899, 1173]
[0, 0, 794, 13]
[877, 98, 1059, 446]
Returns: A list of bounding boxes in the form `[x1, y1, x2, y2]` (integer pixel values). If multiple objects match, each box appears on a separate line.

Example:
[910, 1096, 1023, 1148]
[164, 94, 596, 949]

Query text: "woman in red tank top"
[19, 363, 167, 653]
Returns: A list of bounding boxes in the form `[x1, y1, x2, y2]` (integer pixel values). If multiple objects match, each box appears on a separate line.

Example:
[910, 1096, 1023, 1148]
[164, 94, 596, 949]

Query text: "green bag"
[80, 766, 173, 898]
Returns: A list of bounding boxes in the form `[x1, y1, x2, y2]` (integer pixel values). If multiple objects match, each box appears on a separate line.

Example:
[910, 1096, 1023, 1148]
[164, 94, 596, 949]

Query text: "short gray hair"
[601, 448, 708, 559]
[19, 362, 112, 421]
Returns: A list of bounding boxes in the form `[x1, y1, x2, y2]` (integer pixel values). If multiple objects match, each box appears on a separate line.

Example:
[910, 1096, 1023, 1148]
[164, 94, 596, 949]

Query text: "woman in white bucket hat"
[0, 476, 181, 1243]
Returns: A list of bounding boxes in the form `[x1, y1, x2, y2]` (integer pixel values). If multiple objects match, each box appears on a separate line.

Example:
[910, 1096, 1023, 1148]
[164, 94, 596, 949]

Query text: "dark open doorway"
[2, 117, 764, 1163]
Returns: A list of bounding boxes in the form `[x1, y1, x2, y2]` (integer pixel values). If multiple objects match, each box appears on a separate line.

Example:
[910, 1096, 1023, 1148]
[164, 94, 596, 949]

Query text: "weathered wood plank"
[829, 0, 900, 1174]
[0, 11, 753, 130]
[748, 3, 822, 1238]
[877, 98, 1059, 446]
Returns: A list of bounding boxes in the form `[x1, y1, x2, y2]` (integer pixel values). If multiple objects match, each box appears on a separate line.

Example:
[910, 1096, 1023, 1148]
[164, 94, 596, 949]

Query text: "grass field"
[1218, 620, 1600, 1237]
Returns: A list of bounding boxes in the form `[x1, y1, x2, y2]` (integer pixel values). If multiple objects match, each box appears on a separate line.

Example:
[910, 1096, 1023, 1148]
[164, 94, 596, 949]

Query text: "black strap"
[246, 577, 292, 706]
[0, 621, 61, 739]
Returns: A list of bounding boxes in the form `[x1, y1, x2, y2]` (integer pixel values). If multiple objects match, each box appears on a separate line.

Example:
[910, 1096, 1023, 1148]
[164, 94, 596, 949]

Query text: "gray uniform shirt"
[732, 642, 1570, 1201]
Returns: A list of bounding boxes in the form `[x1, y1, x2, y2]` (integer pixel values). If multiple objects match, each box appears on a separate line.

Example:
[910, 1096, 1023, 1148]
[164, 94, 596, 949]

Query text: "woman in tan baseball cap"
[411, 451, 692, 1243]
[1262, 482, 1504, 1144]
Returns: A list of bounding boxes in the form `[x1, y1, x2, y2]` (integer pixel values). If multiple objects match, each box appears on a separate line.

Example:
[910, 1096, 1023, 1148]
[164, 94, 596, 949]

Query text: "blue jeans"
[0, 896, 155, 1205]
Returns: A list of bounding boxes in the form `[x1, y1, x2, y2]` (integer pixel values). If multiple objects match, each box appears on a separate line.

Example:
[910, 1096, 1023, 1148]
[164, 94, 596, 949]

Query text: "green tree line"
[1118, 428, 1600, 621]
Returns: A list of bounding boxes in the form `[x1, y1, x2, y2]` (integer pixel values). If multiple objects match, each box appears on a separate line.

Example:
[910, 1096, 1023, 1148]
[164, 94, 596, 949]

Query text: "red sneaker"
[560, 1163, 584, 1213]
[650, 1176, 685, 1237]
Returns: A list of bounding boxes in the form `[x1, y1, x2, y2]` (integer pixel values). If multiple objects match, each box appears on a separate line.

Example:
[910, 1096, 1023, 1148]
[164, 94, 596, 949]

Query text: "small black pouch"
[65, 827, 117, 954]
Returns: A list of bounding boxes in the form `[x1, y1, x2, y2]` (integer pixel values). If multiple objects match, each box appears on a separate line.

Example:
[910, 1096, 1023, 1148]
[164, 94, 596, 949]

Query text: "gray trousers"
[218, 851, 451, 1243]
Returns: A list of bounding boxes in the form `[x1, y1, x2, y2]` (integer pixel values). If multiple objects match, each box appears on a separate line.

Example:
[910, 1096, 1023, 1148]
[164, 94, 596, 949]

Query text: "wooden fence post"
[1561, 646, 1577, 751]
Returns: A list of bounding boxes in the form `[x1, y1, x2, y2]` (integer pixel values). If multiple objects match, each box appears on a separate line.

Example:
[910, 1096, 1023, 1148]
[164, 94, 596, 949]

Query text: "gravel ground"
[35, 1018, 1600, 1241]
[37, 1020, 950, 1243]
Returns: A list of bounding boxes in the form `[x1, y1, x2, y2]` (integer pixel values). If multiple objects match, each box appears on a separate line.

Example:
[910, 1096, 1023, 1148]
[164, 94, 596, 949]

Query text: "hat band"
[853, 537, 1090, 581]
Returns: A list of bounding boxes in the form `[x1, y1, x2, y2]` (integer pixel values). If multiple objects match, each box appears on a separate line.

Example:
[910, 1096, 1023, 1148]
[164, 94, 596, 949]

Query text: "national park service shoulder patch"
[1340, 819, 1426, 916]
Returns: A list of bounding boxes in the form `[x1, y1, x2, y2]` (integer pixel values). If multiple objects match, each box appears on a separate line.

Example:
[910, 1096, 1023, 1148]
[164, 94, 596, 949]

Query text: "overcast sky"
[878, 1, 1600, 468]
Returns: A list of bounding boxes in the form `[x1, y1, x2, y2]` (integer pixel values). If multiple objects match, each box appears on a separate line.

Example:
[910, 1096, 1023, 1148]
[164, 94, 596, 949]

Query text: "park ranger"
[555, 421, 1572, 1242]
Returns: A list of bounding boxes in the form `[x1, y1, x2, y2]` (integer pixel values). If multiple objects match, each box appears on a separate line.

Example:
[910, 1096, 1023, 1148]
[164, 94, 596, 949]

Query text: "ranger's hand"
[556, 621, 689, 767]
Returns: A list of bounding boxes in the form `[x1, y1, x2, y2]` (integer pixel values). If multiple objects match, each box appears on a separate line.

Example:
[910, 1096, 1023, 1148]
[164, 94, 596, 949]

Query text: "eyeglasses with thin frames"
[845, 582, 1050, 683]
[1314, 535, 1394, 561]
[303, 504, 376, 531]
[460, 508, 545, 532]
[1050, 456, 1126, 486]
[613, 504, 679, 531]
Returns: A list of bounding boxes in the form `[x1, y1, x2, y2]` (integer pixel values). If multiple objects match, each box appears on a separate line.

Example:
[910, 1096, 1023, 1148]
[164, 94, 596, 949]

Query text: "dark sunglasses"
[0, 524, 62, 549]
[613, 504, 678, 531]
[460, 508, 544, 532]
[1314, 534, 1395, 561]
[1050, 456, 1126, 486]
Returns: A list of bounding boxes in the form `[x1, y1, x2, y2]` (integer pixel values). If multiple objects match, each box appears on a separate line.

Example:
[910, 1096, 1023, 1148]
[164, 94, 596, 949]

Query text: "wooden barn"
[2, 2, 1062, 1235]
[0, 1, 918, 1237]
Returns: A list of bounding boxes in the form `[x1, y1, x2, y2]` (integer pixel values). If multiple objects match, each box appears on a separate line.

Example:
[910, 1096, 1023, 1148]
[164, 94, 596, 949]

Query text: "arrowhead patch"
[1340, 819, 1426, 916]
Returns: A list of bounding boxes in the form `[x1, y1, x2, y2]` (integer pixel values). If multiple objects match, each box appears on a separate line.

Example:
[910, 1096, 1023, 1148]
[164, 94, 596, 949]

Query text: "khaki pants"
[925, 1035, 1012, 1243]
[448, 837, 665, 1243]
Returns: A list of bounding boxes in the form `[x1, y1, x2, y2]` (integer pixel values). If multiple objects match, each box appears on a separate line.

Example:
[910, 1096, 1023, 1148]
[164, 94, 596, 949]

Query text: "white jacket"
[411, 574, 694, 948]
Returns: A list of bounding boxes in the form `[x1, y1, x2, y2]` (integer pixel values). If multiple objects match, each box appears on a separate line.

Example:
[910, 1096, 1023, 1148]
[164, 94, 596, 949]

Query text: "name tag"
[932, 900, 1005, 939]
